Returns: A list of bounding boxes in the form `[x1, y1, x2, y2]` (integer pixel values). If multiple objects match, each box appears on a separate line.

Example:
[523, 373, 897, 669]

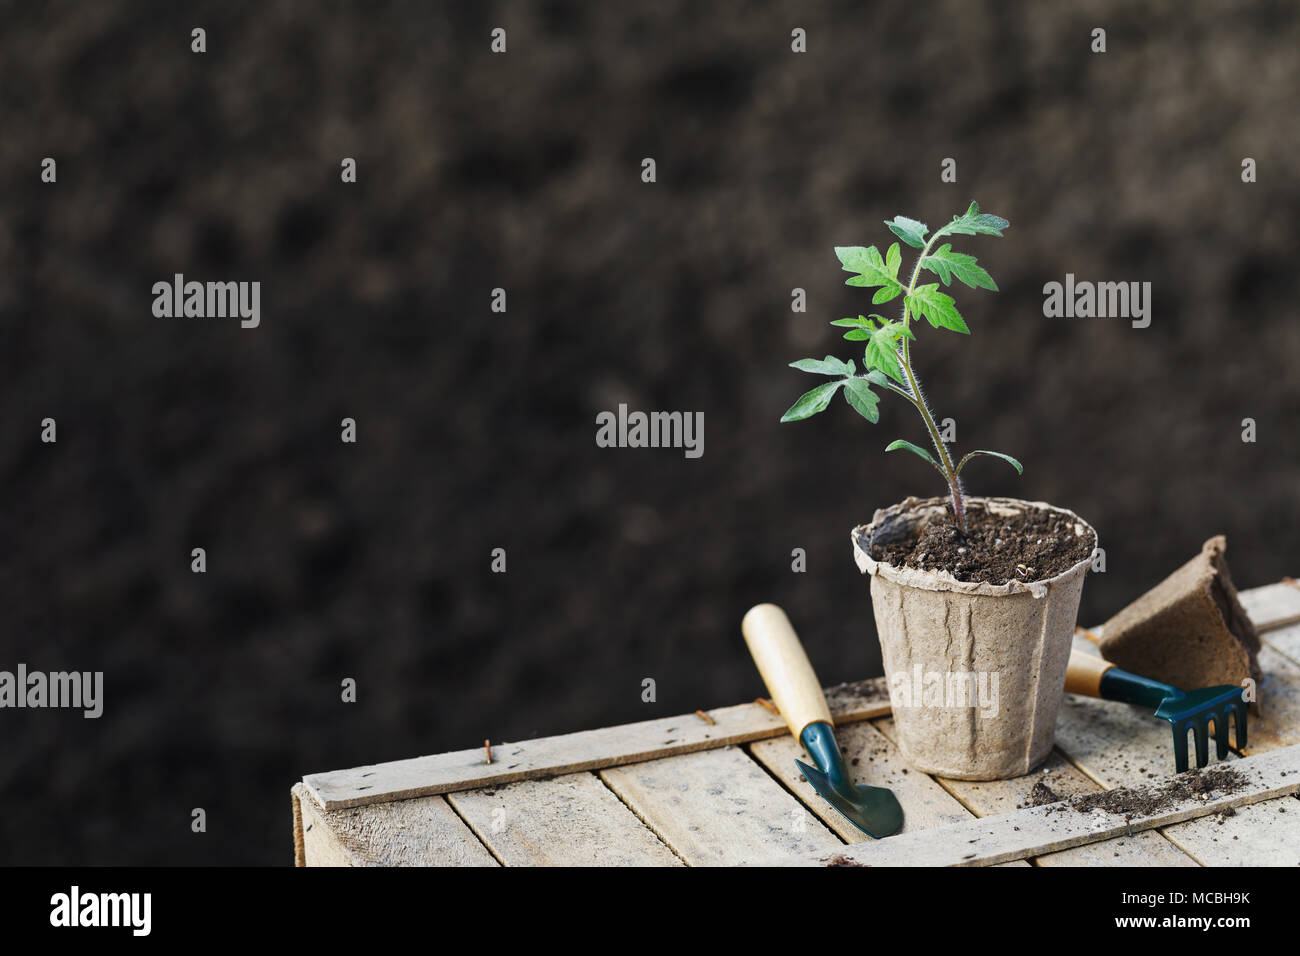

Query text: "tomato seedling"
[782, 202, 1022, 534]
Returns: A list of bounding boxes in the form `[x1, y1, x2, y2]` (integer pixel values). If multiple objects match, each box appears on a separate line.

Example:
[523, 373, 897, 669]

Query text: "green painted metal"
[1098, 667, 1249, 773]
[796, 721, 903, 839]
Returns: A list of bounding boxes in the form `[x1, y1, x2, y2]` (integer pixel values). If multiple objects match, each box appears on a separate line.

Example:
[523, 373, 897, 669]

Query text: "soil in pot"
[865, 499, 1095, 585]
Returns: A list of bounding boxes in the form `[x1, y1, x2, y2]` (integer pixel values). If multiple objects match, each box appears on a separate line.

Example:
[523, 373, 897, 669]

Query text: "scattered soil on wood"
[867, 501, 1095, 585]
[1040, 766, 1248, 818]
[824, 679, 891, 708]
[1028, 780, 1063, 806]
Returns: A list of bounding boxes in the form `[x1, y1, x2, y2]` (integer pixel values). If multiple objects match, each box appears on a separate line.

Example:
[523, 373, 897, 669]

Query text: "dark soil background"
[1, 1, 1297, 864]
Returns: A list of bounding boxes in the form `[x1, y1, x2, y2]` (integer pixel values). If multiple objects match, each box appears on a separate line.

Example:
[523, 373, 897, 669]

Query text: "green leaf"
[834, 245, 903, 303]
[884, 216, 929, 249]
[780, 381, 843, 422]
[956, 450, 1024, 476]
[885, 242, 901, 277]
[943, 201, 1009, 238]
[920, 243, 998, 291]
[863, 369, 891, 387]
[834, 313, 892, 324]
[885, 439, 945, 474]
[906, 283, 970, 334]
[836, 314, 901, 347]
[863, 319, 912, 384]
[789, 356, 855, 376]
[842, 378, 880, 423]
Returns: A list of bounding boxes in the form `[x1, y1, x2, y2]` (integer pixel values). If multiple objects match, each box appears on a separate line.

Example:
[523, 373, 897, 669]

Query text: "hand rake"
[1065, 649, 1248, 773]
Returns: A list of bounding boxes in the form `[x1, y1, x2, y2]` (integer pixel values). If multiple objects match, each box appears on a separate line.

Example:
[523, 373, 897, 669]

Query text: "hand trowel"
[742, 603, 903, 838]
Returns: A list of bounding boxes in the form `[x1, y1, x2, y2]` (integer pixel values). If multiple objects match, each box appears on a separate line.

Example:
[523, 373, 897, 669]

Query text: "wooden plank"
[875, 715, 1105, 812]
[600, 746, 844, 865]
[1239, 579, 1300, 632]
[1032, 829, 1197, 866]
[775, 744, 1300, 867]
[749, 720, 974, 841]
[871, 716, 1196, 866]
[1161, 794, 1300, 865]
[1244, 646, 1300, 751]
[1239, 578, 1300, 669]
[298, 787, 364, 866]
[291, 782, 498, 867]
[291, 787, 307, 866]
[303, 679, 890, 810]
[1263, 621, 1300, 671]
[446, 772, 682, 866]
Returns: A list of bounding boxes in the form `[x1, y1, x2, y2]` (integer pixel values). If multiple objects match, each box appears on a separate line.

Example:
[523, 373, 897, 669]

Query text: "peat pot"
[852, 496, 1096, 780]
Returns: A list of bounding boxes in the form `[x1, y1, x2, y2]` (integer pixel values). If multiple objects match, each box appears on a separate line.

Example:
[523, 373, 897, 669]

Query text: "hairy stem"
[896, 231, 965, 533]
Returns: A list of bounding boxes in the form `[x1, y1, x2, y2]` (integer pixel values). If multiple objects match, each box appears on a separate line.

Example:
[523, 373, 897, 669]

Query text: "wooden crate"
[291, 580, 1300, 866]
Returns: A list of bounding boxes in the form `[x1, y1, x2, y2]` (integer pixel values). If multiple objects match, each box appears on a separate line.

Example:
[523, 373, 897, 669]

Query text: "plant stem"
[896, 232, 966, 533]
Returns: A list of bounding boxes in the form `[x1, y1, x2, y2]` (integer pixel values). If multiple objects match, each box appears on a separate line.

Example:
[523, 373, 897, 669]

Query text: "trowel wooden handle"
[742, 604, 834, 738]
[1064, 649, 1115, 698]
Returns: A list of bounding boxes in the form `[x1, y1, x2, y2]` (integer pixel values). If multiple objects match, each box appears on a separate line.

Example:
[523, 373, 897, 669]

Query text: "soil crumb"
[1045, 767, 1248, 818]
[867, 500, 1095, 585]
[1028, 781, 1062, 807]
[824, 854, 865, 867]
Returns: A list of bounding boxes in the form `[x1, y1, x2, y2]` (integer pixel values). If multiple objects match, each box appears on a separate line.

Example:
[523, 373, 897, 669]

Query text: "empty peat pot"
[853, 496, 1097, 780]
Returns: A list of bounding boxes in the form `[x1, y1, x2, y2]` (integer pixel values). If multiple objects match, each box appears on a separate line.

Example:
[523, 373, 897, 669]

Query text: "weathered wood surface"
[777, 743, 1300, 867]
[303, 679, 890, 811]
[872, 716, 1197, 866]
[750, 720, 975, 840]
[292, 782, 497, 867]
[1244, 582, 1300, 753]
[1239, 579, 1300, 634]
[1243, 582, 1300, 681]
[1160, 795, 1300, 865]
[600, 746, 844, 865]
[446, 772, 683, 866]
[1263, 621, 1300, 671]
[295, 580, 1300, 865]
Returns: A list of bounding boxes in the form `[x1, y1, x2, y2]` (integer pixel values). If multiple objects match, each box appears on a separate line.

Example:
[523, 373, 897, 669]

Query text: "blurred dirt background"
[0, 0, 1297, 863]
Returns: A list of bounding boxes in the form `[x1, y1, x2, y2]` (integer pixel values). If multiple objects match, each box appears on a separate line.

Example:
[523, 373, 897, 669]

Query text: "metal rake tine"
[1211, 709, 1230, 760]
[1231, 700, 1248, 751]
[1172, 721, 1190, 774]
[1193, 718, 1211, 769]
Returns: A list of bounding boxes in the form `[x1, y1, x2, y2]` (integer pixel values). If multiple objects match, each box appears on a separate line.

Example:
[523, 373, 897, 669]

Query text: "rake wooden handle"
[1064, 649, 1115, 698]
[741, 603, 833, 739]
